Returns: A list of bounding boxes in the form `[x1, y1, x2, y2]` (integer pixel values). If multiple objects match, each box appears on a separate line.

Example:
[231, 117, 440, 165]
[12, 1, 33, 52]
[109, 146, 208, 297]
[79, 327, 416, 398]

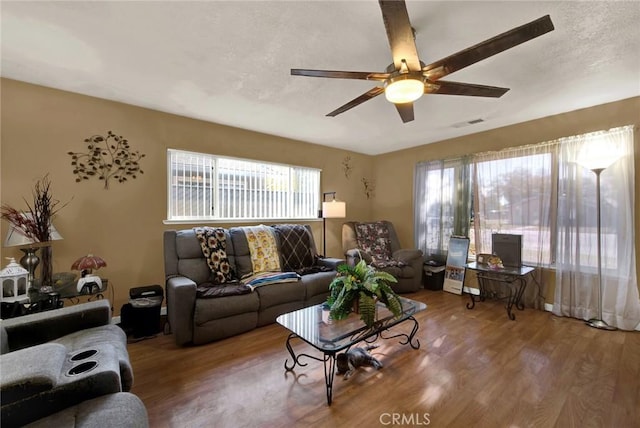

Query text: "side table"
[61, 278, 109, 305]
[35, 273, 108, 304]
[465, 262, 535, 320]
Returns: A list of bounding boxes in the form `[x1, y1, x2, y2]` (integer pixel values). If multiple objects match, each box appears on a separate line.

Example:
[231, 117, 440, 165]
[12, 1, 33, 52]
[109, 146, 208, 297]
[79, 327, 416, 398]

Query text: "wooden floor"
[127, 290, 640, 428]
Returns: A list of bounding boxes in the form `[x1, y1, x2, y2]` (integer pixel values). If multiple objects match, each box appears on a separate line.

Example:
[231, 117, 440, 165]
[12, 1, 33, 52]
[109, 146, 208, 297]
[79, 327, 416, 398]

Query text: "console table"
[60, 278, 108, 304]
[465, 262, 535, 320]
[1, 277, 109, 318]
[276, 297, 426, 405]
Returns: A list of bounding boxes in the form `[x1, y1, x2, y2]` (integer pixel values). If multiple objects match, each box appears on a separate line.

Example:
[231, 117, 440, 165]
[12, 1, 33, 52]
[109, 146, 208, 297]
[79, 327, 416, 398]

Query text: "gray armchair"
[0, 300, 138, 427]
[342, 221, 424, 293]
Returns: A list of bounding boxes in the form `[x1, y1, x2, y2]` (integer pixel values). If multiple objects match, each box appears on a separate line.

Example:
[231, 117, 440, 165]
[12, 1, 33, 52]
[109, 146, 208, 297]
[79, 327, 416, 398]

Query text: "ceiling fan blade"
[379, 0, 421, 71]
[427, 80, 510, 97]
[291, 69, 389, 81]
[395, 102, 414, 123]
[326, 87, 385, 117]
[422, 15, 554, 80]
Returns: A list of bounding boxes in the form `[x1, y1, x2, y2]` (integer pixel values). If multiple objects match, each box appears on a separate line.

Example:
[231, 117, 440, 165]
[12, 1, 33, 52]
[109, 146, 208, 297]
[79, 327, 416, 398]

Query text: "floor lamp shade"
[575, 139, 623, 171]
[322, 200, 346, 218]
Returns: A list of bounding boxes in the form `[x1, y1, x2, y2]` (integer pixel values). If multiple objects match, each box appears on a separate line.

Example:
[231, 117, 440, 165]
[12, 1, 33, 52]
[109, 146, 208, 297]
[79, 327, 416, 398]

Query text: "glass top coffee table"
[276, 296, 426, 405]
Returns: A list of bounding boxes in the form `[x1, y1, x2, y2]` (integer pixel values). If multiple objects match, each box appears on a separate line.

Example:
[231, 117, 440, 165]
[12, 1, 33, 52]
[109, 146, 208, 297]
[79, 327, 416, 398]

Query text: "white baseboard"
[112, 301, 640, 330]
[462, 286, 480, 295]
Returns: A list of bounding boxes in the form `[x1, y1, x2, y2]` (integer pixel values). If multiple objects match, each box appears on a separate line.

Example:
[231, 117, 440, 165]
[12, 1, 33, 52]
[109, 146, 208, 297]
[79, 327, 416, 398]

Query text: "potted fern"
[327, 258, 403, 328]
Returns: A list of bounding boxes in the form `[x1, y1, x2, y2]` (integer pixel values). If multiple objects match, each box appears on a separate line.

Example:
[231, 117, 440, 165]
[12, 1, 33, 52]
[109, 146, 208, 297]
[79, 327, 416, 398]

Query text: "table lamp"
[71, 254, 107, 294]
[4, 220, 63, 291]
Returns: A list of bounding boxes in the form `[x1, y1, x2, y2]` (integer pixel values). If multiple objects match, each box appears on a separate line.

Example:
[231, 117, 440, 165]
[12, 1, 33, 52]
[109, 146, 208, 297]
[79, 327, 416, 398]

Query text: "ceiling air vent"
[452, 118, 485, 128]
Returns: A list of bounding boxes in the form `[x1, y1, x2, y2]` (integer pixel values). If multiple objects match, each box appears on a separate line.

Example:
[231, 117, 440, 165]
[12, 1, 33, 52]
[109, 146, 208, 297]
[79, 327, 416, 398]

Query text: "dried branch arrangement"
[0, 174, 65, 242]
[0, 175, 68, 288]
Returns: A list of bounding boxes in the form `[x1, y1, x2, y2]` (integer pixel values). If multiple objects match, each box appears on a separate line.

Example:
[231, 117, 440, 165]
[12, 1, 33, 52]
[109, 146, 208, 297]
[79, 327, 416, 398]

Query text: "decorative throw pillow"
[194, 227, 235, 284]
[355, 221, 393, 264]
[272, 224, 315, 272]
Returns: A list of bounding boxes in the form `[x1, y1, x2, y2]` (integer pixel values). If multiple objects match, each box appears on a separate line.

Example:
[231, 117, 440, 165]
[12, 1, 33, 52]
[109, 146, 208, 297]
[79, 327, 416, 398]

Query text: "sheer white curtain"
[553, 125, 640, 330]
[473, 144, 555, 307]
[414, 158, 471, 260]
[473, 144, 555, 265]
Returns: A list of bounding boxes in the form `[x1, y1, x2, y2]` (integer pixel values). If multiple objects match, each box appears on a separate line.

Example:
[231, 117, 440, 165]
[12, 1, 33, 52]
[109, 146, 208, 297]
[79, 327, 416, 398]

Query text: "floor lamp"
[577, 149, 620, 331]
[322, 192, 346, 257]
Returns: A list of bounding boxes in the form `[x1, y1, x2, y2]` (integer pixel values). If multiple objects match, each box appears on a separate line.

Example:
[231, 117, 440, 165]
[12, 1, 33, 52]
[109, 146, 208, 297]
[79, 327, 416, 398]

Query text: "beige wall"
[2, 78, 638, 313]
[373, 96, 640, 299]
[0, 78, 373, 313]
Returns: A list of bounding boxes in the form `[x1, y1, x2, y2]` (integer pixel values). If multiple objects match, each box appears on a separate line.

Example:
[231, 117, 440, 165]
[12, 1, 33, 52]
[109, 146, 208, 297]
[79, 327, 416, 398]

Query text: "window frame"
[166, 149, 321, 223]
[471, 147, 557, 266]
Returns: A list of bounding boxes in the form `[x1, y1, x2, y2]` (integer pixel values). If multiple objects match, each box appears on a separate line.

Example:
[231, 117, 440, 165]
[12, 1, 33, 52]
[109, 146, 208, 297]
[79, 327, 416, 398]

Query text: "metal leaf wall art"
[342, 155, 353, 179]
[362, 177, 375, 199]
[68, 131, 145, 189]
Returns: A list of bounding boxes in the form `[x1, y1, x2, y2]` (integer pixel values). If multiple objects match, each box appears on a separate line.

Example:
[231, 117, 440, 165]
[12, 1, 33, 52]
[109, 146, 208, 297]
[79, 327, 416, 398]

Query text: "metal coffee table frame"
[276, 297, 426, 405]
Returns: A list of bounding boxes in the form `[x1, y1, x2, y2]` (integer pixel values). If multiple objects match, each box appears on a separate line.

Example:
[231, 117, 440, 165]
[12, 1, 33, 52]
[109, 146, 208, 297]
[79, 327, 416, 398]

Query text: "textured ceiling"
[2, 1, 639, 155]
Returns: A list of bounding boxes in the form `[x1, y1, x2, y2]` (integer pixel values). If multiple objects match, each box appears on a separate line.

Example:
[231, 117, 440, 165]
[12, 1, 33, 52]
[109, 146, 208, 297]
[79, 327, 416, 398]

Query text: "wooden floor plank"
[127, 289, 640, 427]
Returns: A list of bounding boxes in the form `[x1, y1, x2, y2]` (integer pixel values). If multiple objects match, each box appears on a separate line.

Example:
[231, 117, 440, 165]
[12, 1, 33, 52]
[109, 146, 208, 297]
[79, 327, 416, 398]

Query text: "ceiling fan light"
[385, 76, 424, 104]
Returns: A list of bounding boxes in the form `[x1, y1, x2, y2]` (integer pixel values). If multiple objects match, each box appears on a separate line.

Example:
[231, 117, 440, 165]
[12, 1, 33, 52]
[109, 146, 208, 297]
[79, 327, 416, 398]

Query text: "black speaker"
[121, 285, 163, 339]
[491, 234, 522, 267]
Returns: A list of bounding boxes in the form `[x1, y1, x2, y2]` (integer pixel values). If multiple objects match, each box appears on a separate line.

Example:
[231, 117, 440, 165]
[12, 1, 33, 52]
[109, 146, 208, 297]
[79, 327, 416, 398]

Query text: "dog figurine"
[336, 344, 383, 380]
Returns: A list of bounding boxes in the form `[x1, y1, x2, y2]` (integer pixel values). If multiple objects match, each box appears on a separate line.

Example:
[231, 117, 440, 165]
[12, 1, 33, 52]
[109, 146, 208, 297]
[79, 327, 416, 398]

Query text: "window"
[167, 149, 320, 221]
[414, 158, 472, 257]
[472, 147, 555, 265]
[415, 126, 634, 268]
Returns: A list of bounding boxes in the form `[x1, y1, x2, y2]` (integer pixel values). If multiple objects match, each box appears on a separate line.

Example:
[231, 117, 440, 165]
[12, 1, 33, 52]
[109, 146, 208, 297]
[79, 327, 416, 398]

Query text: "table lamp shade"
[71, 254, 107, 272]
[4, 222, 63, 247]
[4, 226, 33, 247]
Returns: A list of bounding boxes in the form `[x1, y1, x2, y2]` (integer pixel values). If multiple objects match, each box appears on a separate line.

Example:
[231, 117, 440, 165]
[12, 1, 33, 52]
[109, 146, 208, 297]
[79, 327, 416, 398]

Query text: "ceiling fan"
[291, 1, 554, 123]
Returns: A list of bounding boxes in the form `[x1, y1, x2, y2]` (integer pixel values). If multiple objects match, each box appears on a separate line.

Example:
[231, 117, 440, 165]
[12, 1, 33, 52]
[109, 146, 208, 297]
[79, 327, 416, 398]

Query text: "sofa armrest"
[166, 276, 197, 346]
[25, 392, 149, 428]
[392, 249, 424, 264]
[1, 300, 111, 353]
[1, 342, 67, 404]
[2, 342, 123, 426]
[316, 257, 344, 270]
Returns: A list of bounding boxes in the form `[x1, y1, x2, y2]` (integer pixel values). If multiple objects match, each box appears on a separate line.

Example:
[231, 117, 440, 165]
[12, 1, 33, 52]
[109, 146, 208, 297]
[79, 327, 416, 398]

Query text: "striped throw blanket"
[242, 271, 300, 291]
